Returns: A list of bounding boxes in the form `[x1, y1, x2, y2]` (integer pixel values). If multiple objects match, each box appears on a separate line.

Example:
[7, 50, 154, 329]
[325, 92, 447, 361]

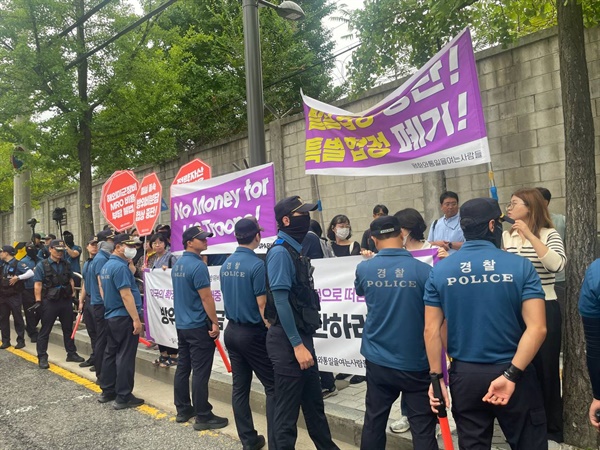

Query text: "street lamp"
[242, 0, 305, 167]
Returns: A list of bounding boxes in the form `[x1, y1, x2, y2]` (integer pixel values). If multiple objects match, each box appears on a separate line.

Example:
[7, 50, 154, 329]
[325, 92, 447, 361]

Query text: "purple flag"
[170, 163, 277, 254]
[303, 28, 490, 176]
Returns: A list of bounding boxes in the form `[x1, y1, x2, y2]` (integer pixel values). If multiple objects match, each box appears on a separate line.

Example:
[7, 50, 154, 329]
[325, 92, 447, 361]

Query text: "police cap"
[275, 196, 317, 222]
[370, 215, 401, 237]
[235, 217, 264, 239]
[460, 198, 509, 230]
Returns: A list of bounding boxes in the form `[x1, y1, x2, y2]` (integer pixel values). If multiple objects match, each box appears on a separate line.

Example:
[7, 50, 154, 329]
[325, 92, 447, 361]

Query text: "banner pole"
[488, 162, 498, 201]
[312, 175, 326, 234]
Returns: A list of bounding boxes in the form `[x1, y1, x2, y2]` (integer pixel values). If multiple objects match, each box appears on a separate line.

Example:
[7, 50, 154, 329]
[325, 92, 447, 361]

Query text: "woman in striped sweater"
[502, 187, 566, 443]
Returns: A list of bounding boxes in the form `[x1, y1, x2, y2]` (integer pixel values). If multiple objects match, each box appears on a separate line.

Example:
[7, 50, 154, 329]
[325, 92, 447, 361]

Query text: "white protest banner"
[144, 248, 438, 375]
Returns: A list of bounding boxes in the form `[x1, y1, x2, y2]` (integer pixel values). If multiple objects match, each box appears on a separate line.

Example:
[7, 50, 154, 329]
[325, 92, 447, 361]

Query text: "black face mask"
[64, 236, 75, 247]
[285, 214, 310, 243]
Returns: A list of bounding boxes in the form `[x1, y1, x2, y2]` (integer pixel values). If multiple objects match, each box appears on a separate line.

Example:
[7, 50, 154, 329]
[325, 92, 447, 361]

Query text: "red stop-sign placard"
[134, 173, 162, 236]
[100, 170, 139, 231]
[172, 158, 212, 186]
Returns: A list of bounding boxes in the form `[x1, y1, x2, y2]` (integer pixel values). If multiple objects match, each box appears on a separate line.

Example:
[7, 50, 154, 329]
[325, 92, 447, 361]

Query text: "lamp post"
[242, 0, 305, 167]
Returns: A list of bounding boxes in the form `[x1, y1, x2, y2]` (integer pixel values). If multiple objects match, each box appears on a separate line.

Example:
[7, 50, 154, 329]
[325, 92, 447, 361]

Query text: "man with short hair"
[171, 226, 228, 430]
[265, 196, 339, 450]
[97, 234, 144, 409]
[427, 191, 464, 254]
[0, 245, 34, 349]
[32, 240, 84, 369]
[360, 204, 389, 254]
[38, 234, 57, 259]
[222, 217, 274, 450]
[424, 198, 547, 449]
[356, 216, 437, 450]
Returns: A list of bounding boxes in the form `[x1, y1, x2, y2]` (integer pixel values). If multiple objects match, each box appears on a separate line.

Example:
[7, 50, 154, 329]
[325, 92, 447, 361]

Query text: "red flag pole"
[71, 310, 83, 340]
[215, 339, 232, 373]
[431, 374, 454, 450]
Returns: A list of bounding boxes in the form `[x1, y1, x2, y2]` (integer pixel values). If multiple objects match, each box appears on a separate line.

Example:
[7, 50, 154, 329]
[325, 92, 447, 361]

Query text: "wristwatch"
[448, 242, 453, 249]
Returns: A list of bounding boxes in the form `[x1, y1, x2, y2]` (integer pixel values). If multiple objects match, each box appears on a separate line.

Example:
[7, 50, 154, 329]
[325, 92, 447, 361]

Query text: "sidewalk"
[39, 323, 573, 450]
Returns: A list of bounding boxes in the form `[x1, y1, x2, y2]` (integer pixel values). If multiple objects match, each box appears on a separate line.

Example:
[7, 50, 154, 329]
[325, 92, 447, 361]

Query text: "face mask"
[335, 227, 350, 240]
[64, 236, 75, 247]
[285, 214, 311, 243]
[98, 241, 114, 253]
[124, 247, 137, 260]
[402, 232, 410, 248]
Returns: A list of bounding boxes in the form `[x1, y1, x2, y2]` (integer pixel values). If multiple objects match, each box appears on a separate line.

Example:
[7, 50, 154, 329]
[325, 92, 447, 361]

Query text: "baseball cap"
[45, 234, 56, 241]
[274, 196, 318, 221]
[88, 236, 99, 245]
[113, 234, 136, 246]
[49, 240, 66, 250]
[1, 245, 15, 256]
[460, 198, 511, 230]
[96, 229, 115, 242]
[370, 216, 401, 237]
[182, 226, 213, 245]
[235, 217, 264, 239]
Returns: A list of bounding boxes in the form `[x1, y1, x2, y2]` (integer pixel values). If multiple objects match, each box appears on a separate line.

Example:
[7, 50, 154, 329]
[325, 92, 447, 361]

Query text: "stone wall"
[1, 26, 598, 245]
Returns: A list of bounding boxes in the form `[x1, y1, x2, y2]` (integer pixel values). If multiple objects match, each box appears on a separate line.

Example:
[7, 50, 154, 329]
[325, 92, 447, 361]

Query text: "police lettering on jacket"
[445, 260, 514, 286]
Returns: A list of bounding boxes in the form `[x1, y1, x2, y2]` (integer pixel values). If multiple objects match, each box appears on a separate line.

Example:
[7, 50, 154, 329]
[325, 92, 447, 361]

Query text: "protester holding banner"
[502, 187, 566, 443]
[265, 195, 339, 450]
[424, 198, 547, 450]
[427, 191, 464, 255]
[97, 233, 144, 409]
[396, 208, 448, 260]
[171, 226, 228, 431]
[354, 215, 438, 450]
[77, 237, 99, 370]
[327, 214, 361, 258]
[221, 217, 274, 450]
[360, 205, 388, 254]
[302, 220, 326, 260]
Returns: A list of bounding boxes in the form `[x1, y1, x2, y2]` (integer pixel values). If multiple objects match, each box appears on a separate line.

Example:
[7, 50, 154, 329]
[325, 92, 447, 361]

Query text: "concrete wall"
[2, 26, 599, 245]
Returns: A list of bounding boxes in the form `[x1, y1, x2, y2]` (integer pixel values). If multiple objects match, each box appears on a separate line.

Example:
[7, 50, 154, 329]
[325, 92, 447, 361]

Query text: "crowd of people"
[3, 184, 600, 450]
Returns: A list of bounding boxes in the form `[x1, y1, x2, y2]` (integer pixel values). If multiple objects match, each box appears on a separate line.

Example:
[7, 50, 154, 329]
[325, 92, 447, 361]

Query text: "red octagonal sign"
[172, 158, 212, 186]
[134, 173, 162, 237]
[100, 170, 139, 232]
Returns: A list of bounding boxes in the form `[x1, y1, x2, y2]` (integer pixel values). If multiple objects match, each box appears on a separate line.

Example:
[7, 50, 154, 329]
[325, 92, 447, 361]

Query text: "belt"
[228, 320, 265, 328]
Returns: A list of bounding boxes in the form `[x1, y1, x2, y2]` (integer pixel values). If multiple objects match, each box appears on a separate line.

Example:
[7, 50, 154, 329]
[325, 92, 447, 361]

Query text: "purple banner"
[303, 28, 490, 176]
[170, 163, 277, 254]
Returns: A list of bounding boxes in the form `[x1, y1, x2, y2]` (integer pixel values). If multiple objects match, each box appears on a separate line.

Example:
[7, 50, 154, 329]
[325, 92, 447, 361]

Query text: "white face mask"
[124, 247, 137, 260]
[335, 227, 350, 240]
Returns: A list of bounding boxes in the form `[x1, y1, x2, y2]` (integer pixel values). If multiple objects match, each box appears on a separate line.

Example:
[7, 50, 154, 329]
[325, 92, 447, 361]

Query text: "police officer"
[62, 230, 82, 288]
[578, 258, 600, 430]
[78, 237, 99, 369]
[221, 218, 274, 450]
[89, 229, 115, 378]
[171, 226, 228, 430]
[97, 234, 144, 409]
[21, 242, 41, 342]
[31, 239, 85, 369]
[424, 198, 548, 449]
[0, 245, 33, 349]
[265, 196, 339, 450]
[38, 234, 56, 259]
[355, 216, 437, 450]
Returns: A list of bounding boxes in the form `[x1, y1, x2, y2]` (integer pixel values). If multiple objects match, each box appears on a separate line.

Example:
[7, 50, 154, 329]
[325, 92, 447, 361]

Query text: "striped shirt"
[502, 227, 566, 300]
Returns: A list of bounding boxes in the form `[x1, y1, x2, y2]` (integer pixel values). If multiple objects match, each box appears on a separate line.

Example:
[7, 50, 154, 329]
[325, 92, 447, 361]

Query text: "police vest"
[1, 259, 25, 296]
[265, 241, 322, 335]
[41, 259, 73, 300]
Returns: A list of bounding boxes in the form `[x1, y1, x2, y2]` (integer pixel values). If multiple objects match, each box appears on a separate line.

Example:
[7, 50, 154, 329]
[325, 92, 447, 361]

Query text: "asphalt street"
[0, 347, 240, 450]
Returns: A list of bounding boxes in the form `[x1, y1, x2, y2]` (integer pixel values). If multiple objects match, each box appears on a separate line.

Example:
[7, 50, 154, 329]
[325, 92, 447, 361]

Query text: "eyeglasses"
[506, 201, 527, 210]
[442, 202, 458, 207]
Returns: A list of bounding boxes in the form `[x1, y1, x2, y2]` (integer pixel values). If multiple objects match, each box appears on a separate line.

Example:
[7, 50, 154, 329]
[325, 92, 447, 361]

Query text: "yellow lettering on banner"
[308, 109, 341, 131]
[345, 133, 391, 162]
[305, 137, 324, 162]
[322, 138, 345, 162]
[355, 116, 374, 128]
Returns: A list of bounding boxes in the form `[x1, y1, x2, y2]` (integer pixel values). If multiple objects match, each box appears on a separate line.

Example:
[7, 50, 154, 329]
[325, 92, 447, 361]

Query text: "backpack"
[319, 237, 335, 258]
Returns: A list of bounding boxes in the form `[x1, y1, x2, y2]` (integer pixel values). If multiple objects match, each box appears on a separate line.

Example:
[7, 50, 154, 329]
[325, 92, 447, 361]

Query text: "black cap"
[45, 234, 56, 241]
[49, 240, 66, 250]
[274, 196, 318, 221]
[88, 236, 99, 245]
[235, 217, 264, 239]
[370, 216, 401, 237]
[182, 226, 213, 245]
[156, 224, 171, 231]
[460, 198, 508, 230]
[96, 229, 115, 242]
[62, 230, 73, 237]
[33, 233, 42, 240]
[113, 234, 136, 246]
[1, 245, 15, 256]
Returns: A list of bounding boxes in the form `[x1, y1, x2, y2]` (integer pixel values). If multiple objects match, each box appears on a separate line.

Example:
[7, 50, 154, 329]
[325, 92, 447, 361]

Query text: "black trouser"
[100, 315, 139, 403]
[82, 296, 97, 364]
[36, 299, 77, 358]
[174, 326, 215, 419]
[532, 300, 563, 442]
[450, 360, 547, 450]
[320, 370, 335, 390]
[361, 360, 438, 450]
[158, 344, 178, 354]
[0, 294, 25, 345]
[266, 325, 338, 450]
[21, 288, 39, 339]
[93, 304, 107, 378]
[224, 322, 275, 449]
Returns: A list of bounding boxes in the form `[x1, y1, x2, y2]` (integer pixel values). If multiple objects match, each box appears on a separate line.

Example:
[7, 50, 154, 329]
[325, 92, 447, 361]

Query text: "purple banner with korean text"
[303, 28, 490, 176]
[170, 163, 277, 255]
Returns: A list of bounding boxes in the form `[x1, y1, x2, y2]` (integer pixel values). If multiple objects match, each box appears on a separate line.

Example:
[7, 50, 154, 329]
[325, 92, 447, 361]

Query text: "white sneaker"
[548, 440, 561, 450]
[390, 416, 410, 433]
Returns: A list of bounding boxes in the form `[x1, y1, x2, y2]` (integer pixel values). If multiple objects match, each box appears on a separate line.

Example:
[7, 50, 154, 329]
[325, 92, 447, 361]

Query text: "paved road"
[0, 348, 239, 450]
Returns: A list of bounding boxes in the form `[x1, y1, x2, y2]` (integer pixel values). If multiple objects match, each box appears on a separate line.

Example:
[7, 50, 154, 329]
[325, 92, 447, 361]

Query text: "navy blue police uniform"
[265, 197, 338, 450]
[81, 249, 98, 367]
[0, 248, 30, 348]
[355, 216, 437, 450]
[425, 236, 547, 449]
[33, 241, 82, 367]
[221, 218, 275, 449]
[99, 241, 143, 408]
[21, 251, 40, 341]
[64, 242, 83, 288]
